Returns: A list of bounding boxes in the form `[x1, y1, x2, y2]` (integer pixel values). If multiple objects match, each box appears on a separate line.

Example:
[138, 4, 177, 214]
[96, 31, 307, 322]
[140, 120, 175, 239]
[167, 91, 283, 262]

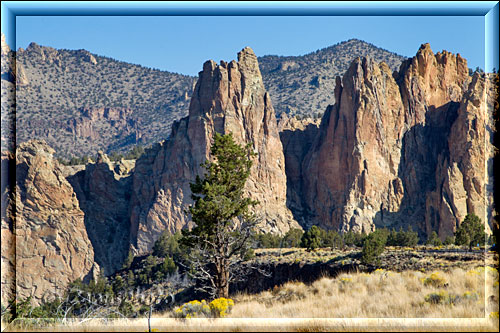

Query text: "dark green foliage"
[126, 271, 135, 286]
[122, 249, 134, 269]
[181, 132, 258, 298]
[386, 227, 419, 247]
[65, 275, 114, 317]
[455, 213, 486, 250]
[109, 145, 145, 161]
[444, 236, 455, 246]
[159, 257, 176, 276]
[57, 155, 93, 166]
[282, 228, 304, 248]
[343, 231, 366, 247]
[361, 229, 389, 265]
[1, 296, 63, 324]
[301, 225, 322, 251]
[112, 276, 125, 294]
[152, 231, 182, 260]
[124, 145, 145, 160]
[254, 233, 283, 248]
[183, 132, 257, 242]
[242, 248, 255, 261]
[109, 151, 124, 162]
[323, 229, 343, 249]
[118, 299, 134, 317]
[426, 231, 442, 246]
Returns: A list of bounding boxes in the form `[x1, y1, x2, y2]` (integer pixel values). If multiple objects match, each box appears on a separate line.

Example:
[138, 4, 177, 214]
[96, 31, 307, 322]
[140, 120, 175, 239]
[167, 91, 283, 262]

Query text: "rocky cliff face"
[299, 44, 494, 237]
[302, 58, 406, 233]
[1, 150, 15, 305]
[8, 140, 96, 305]
[67, 152, 134, 275]
[130, 47, 300, 255]
[425, 73, 494, 237]
[66, 107, 141, 144]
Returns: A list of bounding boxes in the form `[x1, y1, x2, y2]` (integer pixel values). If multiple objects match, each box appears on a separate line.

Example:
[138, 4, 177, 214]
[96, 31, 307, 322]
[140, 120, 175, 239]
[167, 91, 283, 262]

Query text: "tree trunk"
[216, 260, 230, 298]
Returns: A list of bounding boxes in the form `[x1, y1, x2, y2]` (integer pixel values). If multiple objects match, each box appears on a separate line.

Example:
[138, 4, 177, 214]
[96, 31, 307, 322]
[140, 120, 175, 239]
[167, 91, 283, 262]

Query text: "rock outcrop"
[300, 44, 494, 238]
[66, 107, 141, 143]
[1, 150, 15, 305]
[67, 152, 134, 275]
[303, 58, 406, 233]
[8, 140, 96, 305]
[130, 47, 300, 255]
[425, 73, 494, 237]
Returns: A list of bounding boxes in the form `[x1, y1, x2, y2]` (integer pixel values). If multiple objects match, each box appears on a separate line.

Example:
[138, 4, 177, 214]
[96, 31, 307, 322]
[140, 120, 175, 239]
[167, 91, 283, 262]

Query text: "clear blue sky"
[12, 15, 487, 75]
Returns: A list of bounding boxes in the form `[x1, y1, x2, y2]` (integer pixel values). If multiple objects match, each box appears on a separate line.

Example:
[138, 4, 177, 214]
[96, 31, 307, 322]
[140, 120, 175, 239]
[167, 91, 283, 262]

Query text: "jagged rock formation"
[299, 44, 494, 238]
[7, 140, 96, 305]
[303, 58, 406, 233]
[130, 47, 300, 255]
[67, 152, 134, 275]
[11, 38, 406, 158]
[425, 74, 494, 237]
[278, 114, 320, 225]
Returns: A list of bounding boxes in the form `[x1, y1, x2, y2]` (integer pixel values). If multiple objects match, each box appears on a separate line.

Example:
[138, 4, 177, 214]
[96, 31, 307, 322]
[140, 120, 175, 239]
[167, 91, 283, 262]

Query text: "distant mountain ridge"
[3, 38, 406, 157]
[258, 38, 407, 117]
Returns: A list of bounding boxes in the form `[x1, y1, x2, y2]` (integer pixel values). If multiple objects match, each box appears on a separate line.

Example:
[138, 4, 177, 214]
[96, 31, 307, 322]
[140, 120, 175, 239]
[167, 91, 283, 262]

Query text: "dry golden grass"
[229, 267, 497, 319]
[3, 266, 498, 332]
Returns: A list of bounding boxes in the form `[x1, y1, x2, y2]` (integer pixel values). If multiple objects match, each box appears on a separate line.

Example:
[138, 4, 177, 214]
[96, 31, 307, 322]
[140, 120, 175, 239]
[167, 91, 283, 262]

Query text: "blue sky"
[12, 15, 488, 75]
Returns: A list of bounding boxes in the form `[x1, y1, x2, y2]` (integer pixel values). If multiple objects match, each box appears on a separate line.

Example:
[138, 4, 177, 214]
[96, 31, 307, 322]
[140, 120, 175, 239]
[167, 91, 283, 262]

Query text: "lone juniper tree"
[181, 132, 258, 299]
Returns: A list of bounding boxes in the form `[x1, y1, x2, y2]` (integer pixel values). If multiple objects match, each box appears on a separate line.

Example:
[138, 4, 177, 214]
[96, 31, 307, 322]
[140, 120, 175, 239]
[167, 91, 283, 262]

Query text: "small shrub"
[424, 291, 458, 305]
[361, 229, 388, 264]
[301, 226, 322, 251]
[444, 236, 455, 246]
[174, 298, 235, 318]
[421, 272, 447, 288]
[209, 298, 235, 318]
[282, 228, 304, 248]
[461, 291, 479, 302]
[426, 231, 442, 246]
[174, 300, 211, 319]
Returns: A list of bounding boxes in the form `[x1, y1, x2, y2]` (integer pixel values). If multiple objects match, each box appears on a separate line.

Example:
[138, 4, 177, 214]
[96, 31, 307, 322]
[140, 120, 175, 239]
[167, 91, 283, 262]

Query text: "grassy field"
[3, 264, 498, 332]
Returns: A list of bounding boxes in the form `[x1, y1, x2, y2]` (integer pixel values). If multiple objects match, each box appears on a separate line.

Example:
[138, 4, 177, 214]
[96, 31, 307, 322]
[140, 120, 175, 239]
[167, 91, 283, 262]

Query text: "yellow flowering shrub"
[209, 298, 235, 318]
[421, 272, 447, 288]
[490, 312, 499, 319]
[340, 277, 352, 283]
[174, 299, 211, 318]
[462, 291, 479, 302]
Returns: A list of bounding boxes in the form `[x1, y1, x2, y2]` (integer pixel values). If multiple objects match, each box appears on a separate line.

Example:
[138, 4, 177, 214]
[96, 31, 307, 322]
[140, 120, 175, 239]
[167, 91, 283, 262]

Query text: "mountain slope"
[3, 38, 407, 157]
[258, 38, 407, 117]
[14, 42, 196, 157]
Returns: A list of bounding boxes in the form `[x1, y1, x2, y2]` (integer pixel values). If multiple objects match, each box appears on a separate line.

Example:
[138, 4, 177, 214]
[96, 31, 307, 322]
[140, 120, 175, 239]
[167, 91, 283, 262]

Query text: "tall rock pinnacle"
[129, 47, 299, 255]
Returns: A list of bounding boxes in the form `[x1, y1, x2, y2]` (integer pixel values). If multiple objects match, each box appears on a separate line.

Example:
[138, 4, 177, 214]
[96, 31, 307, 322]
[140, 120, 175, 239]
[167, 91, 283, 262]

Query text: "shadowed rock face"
[129, 47, 300, 255]
[298, 44, 494, 238]
[5, 140, 96, 305]
[278, 114, 320, 226]
[67, 152, 134, 275]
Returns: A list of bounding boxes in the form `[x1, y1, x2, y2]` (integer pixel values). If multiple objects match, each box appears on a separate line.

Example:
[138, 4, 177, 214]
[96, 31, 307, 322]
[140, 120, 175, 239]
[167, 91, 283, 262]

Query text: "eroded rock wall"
[299, 44, 494, 237]
[9, 140, 96, 305]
